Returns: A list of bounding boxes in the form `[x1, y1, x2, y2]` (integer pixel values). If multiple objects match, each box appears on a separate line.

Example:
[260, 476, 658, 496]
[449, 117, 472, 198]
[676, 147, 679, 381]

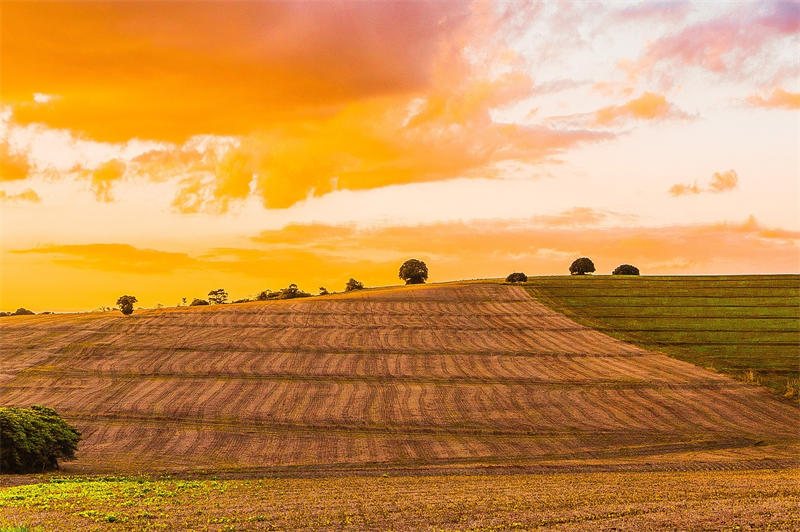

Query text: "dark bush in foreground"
[190, 298, 209, 306]
[399, 259, 428, 285]
[116, 295, 137, 315]
[612, 264, 640, 276]
[0, 405, 81, 473]
[569, 257, 595, 275]
[505, 272, 528, 283]
[345, 278, 364, 292]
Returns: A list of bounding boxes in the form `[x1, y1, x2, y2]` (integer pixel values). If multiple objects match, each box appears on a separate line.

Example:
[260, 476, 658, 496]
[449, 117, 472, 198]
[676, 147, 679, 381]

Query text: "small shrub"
[256, 290, 272, 301]
[569, 257, 595, 275]
[505, 272, 528, 283]
[319, 287, 329, 295]
[0, 405, 81, 473]
[612, 264, 640, 275]
[345, 278, 364, 292]
[190, 298, 209, 306]
[116, 295, 137, 315]
[13, 307, 35, 316]
[231, 298, 251, 304]
[399, 259, 428, 285]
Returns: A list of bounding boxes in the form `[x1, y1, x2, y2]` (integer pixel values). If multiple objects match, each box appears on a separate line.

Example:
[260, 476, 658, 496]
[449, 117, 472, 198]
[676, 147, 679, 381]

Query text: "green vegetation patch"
[1, 470, 799, 531]
[525, 275, 800, 399]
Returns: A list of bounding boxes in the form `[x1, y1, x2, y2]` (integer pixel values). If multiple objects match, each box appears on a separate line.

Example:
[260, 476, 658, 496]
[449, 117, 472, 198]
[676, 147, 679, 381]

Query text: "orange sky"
[1, 1, 798, 311]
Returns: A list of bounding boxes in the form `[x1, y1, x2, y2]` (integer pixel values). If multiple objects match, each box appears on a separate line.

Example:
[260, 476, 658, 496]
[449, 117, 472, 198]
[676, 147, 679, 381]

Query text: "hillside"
[1, 282, 797, 475]
[526, 275, 800, 397]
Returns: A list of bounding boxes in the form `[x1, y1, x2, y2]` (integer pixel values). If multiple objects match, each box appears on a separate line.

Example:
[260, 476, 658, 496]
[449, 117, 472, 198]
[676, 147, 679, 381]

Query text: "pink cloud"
[626, 1, 799, 82]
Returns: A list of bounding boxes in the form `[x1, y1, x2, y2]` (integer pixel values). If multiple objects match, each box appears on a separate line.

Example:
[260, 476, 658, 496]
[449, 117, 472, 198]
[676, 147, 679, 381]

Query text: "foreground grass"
[526, 275, 800, 399]
[1, 468, 798, 531]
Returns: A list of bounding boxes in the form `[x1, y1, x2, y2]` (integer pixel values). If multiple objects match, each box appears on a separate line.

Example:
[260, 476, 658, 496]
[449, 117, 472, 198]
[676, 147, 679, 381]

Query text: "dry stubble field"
[1, 281, 798, 529]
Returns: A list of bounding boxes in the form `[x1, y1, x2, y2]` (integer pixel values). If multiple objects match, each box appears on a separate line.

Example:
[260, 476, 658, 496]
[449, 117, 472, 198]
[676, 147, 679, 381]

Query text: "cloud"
[1, 2, 613, 210]
[747, 87, 800, 110]
[611, 1, 690, 23]
[671, 170, 739, 196]
[624, 1, 799, 83]
[0, 188, 40, 203]
[9, 214, 798, 310]
[594, 92, 682, 125]
[13, 244, 197, 274]
[88, 159, 126, 202]
[708, 169, 739, 192]
[18, 214, 799, 283]
[669, 182, 701, 196]
[0, 141, 31, 181]
[1, 1, 471, 143]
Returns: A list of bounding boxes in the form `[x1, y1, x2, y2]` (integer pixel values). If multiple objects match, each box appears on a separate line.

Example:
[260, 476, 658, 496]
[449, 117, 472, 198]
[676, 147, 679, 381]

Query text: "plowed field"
[1, 282, 797, 475]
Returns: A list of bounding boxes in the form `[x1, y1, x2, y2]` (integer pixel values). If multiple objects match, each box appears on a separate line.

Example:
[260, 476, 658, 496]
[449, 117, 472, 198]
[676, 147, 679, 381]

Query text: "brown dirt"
[1, 283, 797, 475]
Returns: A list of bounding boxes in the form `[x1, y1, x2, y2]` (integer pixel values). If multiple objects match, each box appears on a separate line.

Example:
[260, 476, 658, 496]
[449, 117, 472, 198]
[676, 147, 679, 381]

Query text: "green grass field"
[526, 275, 800, 399]
[2, 468, 798, 531]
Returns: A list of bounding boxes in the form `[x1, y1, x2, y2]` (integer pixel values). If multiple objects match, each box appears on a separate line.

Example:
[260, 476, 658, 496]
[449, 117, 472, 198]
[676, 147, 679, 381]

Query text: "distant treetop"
[612, 264, 640, 276]
[116, 295, 137, 315]
[345, 278, 365, 292]
[208, 289, 228, 304]
[505, 272, 528, 283]
[569, 257, 595, 276]
[399, 259, 428, 285]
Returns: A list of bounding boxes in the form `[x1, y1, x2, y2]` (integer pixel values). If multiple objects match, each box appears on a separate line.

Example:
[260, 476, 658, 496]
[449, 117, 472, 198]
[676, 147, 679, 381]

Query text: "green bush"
[505, 272, 528, 283]
[0, 406, 81, 473]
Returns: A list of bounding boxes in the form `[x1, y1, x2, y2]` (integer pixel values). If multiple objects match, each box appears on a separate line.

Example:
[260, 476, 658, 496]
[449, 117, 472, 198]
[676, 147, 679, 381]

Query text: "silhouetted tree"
[0, 405, 81, 473]
[208, 288, 228, 304]
[181, 297, 187, 306]
[190, 298, 209, 306]
[612, 264, 640, 276]
[345, 278, 364, 292]
[505, 272, 528, 283]
[569, 257, 595, 275]
[12, 307, 35, 316]
[116, 295, 137, 315]
[256, 290, 272, 301]
[399, 259, 428, 285]
[319, 287, 329, 295]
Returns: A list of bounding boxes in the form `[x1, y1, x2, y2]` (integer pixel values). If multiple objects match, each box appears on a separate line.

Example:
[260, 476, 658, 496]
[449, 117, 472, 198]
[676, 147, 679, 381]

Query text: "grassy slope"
[1, 468, 798, 531]
[525, 275, 800, 398]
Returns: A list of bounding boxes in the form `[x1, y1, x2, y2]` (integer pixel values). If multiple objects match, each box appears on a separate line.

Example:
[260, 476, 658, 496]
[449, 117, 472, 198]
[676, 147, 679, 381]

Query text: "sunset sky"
[1, 0, 798, 311]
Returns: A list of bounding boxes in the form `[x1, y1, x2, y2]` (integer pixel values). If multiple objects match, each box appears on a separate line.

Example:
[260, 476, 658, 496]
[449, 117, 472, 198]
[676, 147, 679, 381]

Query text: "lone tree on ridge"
[345, 278, 364, 292]
[116, 295, 138, 315]
[505, 272, 528, 283]
[612, 264, 640, 276]
[399, 259, 428, 285]
[208, 288, 228, 304]
[569, 257, 595, 275]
